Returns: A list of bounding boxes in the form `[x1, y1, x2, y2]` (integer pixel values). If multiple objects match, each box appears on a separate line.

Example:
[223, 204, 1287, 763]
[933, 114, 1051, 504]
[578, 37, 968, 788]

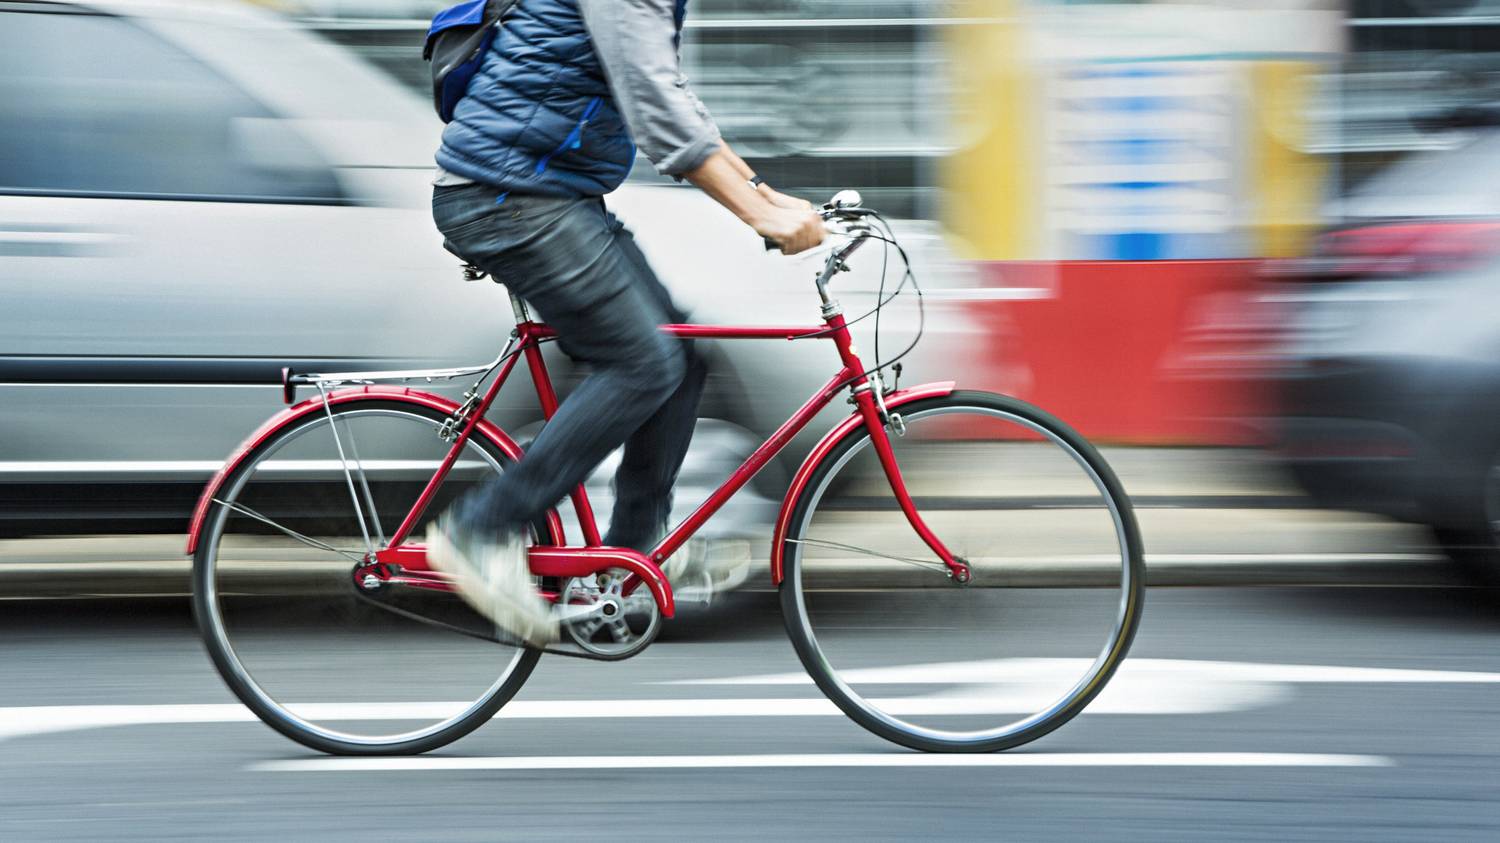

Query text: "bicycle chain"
[350, 583, 646, 663]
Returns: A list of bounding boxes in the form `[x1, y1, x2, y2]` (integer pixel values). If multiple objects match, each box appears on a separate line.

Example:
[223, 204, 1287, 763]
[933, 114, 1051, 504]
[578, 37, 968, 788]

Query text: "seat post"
[509, 292, 532, 324]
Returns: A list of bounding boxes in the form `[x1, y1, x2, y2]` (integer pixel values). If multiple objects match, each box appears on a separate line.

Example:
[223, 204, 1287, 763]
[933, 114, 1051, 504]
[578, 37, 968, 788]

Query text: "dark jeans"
[431, 183, 707, 551]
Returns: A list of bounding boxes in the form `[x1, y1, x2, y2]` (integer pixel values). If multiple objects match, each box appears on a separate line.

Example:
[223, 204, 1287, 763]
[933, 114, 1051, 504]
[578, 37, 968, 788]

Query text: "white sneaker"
[662, 537, 752, 606]
[425, 518, 558, 646]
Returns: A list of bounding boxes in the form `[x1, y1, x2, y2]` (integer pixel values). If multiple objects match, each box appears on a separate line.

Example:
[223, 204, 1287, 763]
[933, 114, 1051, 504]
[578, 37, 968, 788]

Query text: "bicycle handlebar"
[761, 189, 875, 252]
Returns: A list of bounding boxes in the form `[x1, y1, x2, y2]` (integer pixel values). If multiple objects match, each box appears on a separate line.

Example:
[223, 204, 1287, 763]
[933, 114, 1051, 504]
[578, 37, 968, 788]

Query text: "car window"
[0, 7, 345, 203]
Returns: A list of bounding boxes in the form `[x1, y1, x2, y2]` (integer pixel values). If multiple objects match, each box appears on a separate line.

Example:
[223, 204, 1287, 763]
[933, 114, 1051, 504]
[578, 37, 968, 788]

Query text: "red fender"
[769, 381, 955, 585]
[185, 386, 562, 555]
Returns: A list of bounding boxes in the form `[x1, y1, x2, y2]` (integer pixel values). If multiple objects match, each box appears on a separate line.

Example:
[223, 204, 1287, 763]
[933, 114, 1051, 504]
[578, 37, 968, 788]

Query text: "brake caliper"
[438, 388, 482, 443]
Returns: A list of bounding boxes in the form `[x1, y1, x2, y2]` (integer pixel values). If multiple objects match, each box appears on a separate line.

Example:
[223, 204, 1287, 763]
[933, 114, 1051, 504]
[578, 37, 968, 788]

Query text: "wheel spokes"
[211, 498, 367, 563]
[201, 405, 536, 751]
[786, 536, 950, 574]
[785, 397, 1143, 750]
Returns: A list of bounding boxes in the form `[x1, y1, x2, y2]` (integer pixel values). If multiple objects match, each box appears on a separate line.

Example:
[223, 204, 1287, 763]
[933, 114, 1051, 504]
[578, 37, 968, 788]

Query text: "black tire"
[192, 398, 541, 756]
[778, 390, 1146, 752]
[1430, 439, 1500, 587]
[1433, 526, 1497, 584]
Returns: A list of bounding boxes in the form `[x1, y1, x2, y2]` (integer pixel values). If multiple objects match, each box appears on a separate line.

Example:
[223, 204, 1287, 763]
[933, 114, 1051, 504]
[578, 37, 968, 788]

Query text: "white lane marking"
[6, 659, 1494, 745]
[0, 682, 1260, 746]
[0, 704, 258, 743]
[665, 658, 1500, 686]
[659, 657, 1500, 723]
[251, 752, 1393, 773]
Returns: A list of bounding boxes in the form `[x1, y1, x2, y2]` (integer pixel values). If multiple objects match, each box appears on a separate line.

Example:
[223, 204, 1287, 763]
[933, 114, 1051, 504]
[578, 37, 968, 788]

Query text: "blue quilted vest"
[436, 0, 687, 197]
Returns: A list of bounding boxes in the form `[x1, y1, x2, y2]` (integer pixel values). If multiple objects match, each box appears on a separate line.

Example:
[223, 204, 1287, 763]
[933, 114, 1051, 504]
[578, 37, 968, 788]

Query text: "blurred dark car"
[1269, 129, 1500, 576]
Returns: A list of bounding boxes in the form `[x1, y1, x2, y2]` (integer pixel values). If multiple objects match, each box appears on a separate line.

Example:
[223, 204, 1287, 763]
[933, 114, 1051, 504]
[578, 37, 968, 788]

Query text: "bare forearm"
[685, 142, 825, 255]
[718, 142, 805, 203]
[717, 141, 757, 182]
[683, 146, 772, 227]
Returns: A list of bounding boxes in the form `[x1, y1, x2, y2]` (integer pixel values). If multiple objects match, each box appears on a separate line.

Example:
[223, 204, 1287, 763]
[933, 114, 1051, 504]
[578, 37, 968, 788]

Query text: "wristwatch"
[748, 175, 766, 190]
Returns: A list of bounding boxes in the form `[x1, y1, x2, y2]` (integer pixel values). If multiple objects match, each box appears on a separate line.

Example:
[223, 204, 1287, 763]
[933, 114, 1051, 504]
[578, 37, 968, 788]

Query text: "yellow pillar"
[1247, 61, 1326, 258]
[942, 0, 1042, 261]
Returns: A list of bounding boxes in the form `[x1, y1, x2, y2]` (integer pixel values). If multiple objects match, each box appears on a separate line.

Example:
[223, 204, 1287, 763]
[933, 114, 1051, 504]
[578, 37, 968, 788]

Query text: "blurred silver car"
[0, 0, 980, 540]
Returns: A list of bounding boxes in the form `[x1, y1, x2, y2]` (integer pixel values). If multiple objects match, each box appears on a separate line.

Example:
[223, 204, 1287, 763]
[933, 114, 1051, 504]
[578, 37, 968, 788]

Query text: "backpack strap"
[424, 0, 520, 121]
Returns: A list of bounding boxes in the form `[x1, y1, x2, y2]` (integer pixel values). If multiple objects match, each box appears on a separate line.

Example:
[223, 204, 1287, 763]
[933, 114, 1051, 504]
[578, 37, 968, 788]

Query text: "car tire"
[1432, 446, 1500, 586]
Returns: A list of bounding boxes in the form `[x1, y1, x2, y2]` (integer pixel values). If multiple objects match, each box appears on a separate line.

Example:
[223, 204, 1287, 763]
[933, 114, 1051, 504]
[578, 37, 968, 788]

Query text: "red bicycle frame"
[379, 302, 966, 606]
[186, 295, 970, 619]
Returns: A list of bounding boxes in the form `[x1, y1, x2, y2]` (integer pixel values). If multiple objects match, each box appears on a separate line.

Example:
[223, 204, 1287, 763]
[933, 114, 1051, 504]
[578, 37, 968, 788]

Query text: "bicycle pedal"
[671, 576, 716, 609]
[551, 603, 600, 623]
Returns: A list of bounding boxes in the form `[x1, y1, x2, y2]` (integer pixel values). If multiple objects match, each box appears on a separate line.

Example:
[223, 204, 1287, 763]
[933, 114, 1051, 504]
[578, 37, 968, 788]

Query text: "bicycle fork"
[822, 290, 971, 585]
[848, 379, 972, 585]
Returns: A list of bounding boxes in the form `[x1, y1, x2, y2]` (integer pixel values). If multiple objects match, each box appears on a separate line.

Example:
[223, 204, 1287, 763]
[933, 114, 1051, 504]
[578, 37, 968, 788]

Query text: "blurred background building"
[298, 0, 955, 219]
[290, 0, 1500, 238]
[287, 0, 1347, 443]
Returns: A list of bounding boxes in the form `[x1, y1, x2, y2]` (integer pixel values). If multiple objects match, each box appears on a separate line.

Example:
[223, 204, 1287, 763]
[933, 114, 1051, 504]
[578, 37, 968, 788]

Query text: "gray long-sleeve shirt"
[578, 0, 721, 176]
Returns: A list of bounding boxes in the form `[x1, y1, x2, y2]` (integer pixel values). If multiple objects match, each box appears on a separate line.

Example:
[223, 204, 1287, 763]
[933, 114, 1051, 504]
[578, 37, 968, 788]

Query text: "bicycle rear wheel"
[192, 399, 541, 755]
[780, 390, 1144, 752]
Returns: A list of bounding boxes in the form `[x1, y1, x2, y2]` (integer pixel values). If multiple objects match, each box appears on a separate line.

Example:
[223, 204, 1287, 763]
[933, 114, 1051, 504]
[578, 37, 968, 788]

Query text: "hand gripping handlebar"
[762, 189, 873, 252]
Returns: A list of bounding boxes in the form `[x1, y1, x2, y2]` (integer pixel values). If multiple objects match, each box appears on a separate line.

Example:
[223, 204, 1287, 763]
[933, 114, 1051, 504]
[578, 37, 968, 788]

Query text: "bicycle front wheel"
[780, 390, 1144, 752]
[193, 399, 541, 756]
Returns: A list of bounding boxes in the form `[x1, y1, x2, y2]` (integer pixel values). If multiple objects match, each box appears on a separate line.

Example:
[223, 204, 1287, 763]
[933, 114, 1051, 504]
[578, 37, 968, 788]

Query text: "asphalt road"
[2, 585, 1499, 840]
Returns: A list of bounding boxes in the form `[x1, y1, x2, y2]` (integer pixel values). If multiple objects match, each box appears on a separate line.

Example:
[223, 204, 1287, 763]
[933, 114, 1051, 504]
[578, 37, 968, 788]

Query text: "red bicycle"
[189, 192, 1144, 756]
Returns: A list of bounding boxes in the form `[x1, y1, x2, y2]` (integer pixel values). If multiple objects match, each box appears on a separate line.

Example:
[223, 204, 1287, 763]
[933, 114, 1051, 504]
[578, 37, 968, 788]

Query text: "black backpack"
[422, 0, 519, 123]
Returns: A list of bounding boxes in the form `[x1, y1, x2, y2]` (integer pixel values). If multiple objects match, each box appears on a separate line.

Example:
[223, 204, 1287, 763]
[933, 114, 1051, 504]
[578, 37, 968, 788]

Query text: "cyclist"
[426, 0, 826, 644]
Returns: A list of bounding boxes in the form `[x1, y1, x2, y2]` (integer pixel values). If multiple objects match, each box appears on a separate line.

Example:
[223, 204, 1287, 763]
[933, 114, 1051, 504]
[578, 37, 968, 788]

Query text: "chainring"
[556, 569, 661, 659]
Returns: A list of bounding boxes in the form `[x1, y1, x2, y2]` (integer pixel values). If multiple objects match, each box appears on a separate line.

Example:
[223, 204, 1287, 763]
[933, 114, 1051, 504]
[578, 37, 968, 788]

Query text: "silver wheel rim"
[788, 403, 1137, 746]
[201, 407, 527, 748]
